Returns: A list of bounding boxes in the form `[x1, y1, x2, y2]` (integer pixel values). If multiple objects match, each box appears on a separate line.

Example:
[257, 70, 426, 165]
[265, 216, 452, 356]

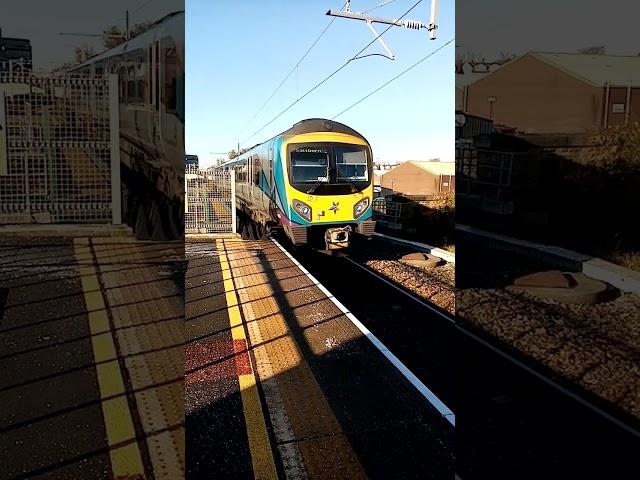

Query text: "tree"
[73, 44, 95, 64]
[103, 26, 126, 49]
[102, 22, 153, 50]
[228, 148, 249, 159]
[496, 51, 517, 65]
[130, 22, 152, 37]
[455, 51, 482, 74]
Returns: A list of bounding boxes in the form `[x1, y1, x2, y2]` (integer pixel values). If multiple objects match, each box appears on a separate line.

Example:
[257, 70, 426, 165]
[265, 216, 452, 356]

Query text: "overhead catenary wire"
[131, 0, 156, 15]
[234, 1, 349, 140]
[364, 0, 400, 13]
[332, 37, 454, 119]
[101, 0, 156, 31]
[241, 0, 424, 145]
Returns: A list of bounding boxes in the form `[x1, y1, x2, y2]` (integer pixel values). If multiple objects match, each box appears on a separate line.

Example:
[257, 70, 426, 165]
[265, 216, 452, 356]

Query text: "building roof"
[462, 52, 640, 88]
[531, 52, 640, 87]
[456, 71, 491, 88]
[382, 160, 455, 176]
[410, 160, 455, 175]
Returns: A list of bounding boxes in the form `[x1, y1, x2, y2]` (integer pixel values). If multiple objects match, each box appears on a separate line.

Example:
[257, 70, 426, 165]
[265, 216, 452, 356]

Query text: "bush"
[415, 192, 455, 247]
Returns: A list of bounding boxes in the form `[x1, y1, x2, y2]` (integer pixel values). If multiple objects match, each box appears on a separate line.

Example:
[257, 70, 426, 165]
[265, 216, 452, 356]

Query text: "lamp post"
[487, 96, 497, 119]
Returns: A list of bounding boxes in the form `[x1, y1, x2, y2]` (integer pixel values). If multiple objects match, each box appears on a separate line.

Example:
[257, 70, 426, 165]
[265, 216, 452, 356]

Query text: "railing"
[0, 74, 118, 224]
[185, 166, 236, 233]
[372, 198, 407, 229]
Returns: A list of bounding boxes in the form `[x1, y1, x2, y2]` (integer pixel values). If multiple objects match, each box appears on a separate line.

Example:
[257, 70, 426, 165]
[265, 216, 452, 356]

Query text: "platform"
[0, 236, 184, 479]
[185, 238, 453, 479]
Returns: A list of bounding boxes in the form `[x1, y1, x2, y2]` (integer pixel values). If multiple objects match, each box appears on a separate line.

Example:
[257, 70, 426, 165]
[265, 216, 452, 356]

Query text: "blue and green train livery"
[222, 118, 376, 250]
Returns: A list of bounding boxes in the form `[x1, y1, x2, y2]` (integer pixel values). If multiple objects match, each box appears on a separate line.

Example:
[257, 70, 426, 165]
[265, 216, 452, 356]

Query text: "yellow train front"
[226, 118, 376, 250]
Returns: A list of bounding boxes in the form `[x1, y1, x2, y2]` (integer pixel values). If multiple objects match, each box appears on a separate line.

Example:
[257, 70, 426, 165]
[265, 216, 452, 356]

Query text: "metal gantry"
[326, 0, 439, 59]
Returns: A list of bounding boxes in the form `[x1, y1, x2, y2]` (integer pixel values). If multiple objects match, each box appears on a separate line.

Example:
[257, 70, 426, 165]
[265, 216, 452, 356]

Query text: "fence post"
[0, 86, 7, 176]
[108, 74, 121, 225]
[230, 169, 237, 234]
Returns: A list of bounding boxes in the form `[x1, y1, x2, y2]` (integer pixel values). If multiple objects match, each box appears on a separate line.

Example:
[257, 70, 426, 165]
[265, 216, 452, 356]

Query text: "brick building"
[458, 52, 640, 134]
[379, 160, 454, 197]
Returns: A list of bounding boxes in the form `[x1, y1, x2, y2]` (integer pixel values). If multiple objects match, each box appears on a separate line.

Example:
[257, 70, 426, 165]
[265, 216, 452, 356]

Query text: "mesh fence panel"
[0, 74, 113, 224]
[185, 166, 235, 233]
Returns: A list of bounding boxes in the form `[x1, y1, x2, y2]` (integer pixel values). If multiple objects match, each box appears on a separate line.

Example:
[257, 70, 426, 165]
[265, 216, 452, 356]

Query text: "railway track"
[276, 232, 639, 478]
[456, 231, 639, 478]
[273, 236, 457, 421]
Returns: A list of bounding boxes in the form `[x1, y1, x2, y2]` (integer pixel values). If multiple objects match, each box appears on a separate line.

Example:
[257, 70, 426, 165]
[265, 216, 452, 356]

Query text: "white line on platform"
[372, 232, 455, 264]
[271, 238, 456, 427]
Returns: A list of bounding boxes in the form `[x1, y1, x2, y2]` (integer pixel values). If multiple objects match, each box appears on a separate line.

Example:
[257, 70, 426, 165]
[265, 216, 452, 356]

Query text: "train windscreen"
[335, 146, 369, 182]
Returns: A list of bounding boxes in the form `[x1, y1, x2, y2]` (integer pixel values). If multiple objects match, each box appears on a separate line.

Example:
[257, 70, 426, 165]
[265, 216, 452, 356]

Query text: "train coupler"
[324, 225, 352, 250]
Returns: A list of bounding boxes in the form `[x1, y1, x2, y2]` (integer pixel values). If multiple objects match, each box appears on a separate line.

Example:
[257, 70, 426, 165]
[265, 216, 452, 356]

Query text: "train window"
[235, 160, 247, 184]
[127, 80, 136, 100]
[136, 80, 145, 103]
[335, 146, 369, 181]
[290, 146, 329, 183]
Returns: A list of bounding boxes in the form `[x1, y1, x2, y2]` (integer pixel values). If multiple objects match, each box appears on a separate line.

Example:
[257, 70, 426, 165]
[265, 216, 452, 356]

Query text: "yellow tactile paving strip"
[74, 239, 145, 479]
[77, 238, 185, 479]
[220, 239, 367, 479]
[217, 240, 279, 480]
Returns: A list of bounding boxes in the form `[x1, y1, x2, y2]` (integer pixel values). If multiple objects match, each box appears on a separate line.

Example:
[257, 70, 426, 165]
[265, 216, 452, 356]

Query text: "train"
[69, 10, 184, 240]
[222, 118, 376, 250]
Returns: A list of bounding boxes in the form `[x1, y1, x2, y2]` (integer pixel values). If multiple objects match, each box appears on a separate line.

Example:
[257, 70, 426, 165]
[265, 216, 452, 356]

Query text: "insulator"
[403, 19, 424, 30]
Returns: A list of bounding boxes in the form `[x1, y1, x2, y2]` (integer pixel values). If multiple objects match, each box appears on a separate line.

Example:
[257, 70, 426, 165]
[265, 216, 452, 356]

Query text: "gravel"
[458, 287, 640, 419]
[349, 239, 455, 314]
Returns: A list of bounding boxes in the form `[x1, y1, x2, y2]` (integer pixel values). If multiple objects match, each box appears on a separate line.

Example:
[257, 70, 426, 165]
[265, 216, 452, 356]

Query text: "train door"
[254, 155, 263, 210]
[149, 39, 161, 151]
[147, 43, 154, 147]
[160, 35, 179, 157]
[248, 155, 254, 200]
[268, 147, 274, 198]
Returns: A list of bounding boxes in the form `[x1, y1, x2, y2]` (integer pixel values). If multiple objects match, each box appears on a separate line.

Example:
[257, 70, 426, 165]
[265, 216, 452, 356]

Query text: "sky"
[186, 0, 455, 167]
[0, 0, 181, 72]
[456, 0, 640, 59]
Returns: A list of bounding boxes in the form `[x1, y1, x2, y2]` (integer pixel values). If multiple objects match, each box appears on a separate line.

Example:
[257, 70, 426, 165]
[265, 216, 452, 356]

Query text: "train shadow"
[184, 239, 454, 479]
[0, 237, 185, 479]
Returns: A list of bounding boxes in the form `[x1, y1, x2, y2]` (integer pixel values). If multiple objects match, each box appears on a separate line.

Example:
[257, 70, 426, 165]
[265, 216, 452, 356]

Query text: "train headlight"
[292, 199, 312, 221]
[353, 197, 370, 219]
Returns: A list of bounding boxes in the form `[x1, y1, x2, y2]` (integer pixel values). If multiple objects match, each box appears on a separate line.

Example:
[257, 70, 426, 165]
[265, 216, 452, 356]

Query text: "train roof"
[70, 10, 184, 70]
[281, 118, 367, 140]
[219, 118, 370, 169]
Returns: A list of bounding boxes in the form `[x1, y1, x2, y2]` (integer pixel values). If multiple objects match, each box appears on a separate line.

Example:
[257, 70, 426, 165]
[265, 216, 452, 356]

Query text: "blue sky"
[186, 0, 454, 167]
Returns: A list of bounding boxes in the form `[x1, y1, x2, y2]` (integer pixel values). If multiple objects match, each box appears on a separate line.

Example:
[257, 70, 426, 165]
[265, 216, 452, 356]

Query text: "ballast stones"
[507, 270, 616, 305]
[400, 252, 444, 269]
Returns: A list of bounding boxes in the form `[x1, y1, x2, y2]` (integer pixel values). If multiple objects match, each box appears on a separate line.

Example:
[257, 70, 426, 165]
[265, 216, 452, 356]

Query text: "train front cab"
[279, 132, 376, 251]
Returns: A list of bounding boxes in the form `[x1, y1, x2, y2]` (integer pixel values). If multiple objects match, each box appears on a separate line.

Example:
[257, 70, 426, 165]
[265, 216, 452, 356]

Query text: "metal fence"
[0, 73, 119, 224]
[185, 167, 236, 233]
[372, 198, 406, 229]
